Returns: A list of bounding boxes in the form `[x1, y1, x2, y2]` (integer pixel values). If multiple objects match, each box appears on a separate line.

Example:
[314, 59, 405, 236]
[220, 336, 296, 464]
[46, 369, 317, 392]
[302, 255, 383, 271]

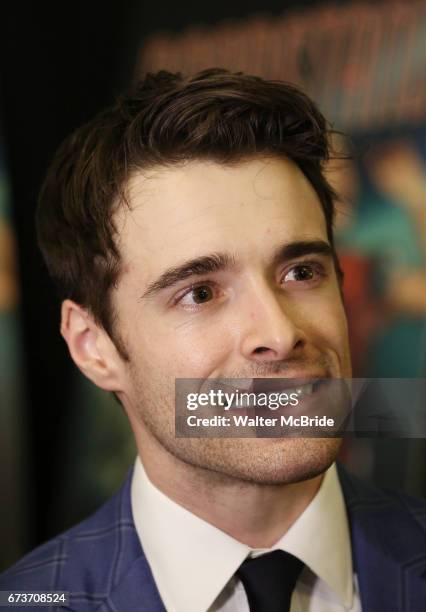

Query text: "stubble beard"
[127, 360, 342, 487]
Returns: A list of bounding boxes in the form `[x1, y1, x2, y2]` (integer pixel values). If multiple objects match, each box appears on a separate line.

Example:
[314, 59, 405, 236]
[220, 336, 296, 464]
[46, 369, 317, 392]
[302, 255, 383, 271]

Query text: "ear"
[60, 299, 125, 392]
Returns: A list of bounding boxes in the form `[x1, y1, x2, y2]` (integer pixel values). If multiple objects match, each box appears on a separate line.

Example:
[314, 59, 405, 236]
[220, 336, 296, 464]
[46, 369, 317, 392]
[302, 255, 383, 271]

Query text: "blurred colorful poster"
[0, 131, 25, 569]
[137, 0, 426, 379]
[139, 0, 426, 133]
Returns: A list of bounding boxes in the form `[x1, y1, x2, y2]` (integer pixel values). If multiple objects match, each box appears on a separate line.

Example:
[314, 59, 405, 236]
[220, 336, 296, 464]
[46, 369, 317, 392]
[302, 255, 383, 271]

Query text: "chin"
[176, 437, 342, 486]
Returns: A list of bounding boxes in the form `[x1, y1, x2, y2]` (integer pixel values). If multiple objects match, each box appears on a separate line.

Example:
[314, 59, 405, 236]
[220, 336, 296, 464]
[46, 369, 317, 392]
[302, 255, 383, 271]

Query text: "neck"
[136, 430, 324, 548]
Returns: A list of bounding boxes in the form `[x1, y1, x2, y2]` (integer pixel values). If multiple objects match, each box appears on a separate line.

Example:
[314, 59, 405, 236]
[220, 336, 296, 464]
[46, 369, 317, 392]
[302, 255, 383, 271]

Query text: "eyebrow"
[140, 240, 332, 299]
[270, 239, 333, 268]
[140, 253, 236, 299]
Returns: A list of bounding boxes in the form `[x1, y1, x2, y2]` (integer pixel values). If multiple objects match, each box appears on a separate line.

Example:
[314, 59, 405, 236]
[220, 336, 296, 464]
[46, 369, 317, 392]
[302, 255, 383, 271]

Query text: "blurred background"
[1, 0, 426, 570]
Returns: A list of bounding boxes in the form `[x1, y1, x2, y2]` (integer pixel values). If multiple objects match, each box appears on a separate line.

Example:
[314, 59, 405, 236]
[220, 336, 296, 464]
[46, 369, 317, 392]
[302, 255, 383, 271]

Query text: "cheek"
[306, 299, 351, 369]
[128, 314, 235, 378]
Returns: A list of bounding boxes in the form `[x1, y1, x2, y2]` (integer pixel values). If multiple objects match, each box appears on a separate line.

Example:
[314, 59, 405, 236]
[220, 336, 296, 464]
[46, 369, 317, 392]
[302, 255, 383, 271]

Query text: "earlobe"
[60, 299, 124, 392]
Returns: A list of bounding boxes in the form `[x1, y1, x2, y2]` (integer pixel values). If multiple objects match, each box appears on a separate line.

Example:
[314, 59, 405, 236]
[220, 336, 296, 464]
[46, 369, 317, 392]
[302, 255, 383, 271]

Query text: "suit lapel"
[337, 463, 426, 611]
[97, 556, 166, 612]
[70, 468, 166, 612]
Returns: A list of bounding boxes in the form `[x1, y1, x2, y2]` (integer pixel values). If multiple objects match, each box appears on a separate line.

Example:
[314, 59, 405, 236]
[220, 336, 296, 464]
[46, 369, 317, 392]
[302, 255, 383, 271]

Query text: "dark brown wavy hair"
[37, 68, 342, 356]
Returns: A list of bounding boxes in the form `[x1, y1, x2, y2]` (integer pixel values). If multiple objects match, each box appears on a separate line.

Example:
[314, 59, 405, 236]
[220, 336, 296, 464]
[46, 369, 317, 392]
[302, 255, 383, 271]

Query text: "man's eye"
[179, 284, 215, 306]
[282, 263, 322, 284]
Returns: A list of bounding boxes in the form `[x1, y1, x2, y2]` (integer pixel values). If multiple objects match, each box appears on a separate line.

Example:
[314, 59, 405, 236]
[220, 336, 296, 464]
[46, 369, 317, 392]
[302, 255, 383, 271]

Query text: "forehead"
[115, 157, 328, 273]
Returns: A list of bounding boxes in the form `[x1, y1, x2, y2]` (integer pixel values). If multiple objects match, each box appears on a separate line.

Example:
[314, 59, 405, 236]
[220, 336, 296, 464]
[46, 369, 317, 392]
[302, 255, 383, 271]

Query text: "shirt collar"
[131, 458, 353, 612]
[131, 458, 250, 612]
[258, 462, 354, 607]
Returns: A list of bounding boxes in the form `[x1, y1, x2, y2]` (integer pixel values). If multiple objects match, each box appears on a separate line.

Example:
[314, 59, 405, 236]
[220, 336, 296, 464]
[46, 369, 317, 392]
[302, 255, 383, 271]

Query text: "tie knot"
[236, 550, 304, 612]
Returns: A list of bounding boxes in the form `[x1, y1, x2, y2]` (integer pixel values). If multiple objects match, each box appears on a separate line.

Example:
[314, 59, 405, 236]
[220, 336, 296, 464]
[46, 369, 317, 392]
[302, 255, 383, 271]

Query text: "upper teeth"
[290, 383, 314, 396]
[231, 383, 315, 409]
[260, 384, 314, 397]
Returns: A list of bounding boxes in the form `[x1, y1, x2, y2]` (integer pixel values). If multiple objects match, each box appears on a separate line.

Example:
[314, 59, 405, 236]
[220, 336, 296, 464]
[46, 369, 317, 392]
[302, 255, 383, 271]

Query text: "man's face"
[112, 156, 352, 484]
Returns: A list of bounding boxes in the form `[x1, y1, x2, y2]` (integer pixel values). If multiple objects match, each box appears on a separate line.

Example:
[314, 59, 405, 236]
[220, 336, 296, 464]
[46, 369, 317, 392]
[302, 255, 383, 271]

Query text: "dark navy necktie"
[236, 550, 304, 612]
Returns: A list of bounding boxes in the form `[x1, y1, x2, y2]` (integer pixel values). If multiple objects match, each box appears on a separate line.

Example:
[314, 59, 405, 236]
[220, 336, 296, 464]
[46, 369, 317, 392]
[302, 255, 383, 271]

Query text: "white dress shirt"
[131, 458, 362, 612]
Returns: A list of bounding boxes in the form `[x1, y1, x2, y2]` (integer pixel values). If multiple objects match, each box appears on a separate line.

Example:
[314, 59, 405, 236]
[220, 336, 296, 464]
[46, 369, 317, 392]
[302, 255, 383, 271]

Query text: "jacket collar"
[67, 469, 165, 612]
[97, 556, 166, 612]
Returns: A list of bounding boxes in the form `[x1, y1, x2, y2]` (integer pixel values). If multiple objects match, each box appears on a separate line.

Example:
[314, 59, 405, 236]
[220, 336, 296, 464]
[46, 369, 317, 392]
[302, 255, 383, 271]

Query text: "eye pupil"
[193, 286, 212, 303]
[294, 266, 313, 281]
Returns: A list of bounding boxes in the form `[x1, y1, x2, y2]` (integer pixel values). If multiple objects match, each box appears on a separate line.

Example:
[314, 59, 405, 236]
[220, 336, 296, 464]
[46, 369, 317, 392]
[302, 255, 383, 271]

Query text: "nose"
[238, 282, 305, 363]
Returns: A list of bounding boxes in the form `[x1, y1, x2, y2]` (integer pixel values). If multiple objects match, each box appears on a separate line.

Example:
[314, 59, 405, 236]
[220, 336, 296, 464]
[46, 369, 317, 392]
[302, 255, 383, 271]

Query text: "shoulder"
[0, 470, 143, 609]
[337, 462, 426, 533]
[337, 463, 426, 606]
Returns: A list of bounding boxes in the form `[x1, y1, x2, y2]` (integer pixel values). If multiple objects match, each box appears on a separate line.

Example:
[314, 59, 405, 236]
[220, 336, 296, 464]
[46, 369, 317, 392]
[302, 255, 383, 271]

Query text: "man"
[1, 69, 425, 611]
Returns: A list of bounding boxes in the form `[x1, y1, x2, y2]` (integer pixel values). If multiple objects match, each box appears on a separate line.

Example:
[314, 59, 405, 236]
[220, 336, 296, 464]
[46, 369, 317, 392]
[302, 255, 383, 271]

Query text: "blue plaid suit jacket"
[1, 464, 426, 611]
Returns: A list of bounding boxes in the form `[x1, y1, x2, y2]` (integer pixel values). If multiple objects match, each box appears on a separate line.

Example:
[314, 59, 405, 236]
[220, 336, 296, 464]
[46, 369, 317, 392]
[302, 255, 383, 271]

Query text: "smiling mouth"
[223, 377, 330, 411]
[203, 376, 332, 408]
[247, 377, 327, 395]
